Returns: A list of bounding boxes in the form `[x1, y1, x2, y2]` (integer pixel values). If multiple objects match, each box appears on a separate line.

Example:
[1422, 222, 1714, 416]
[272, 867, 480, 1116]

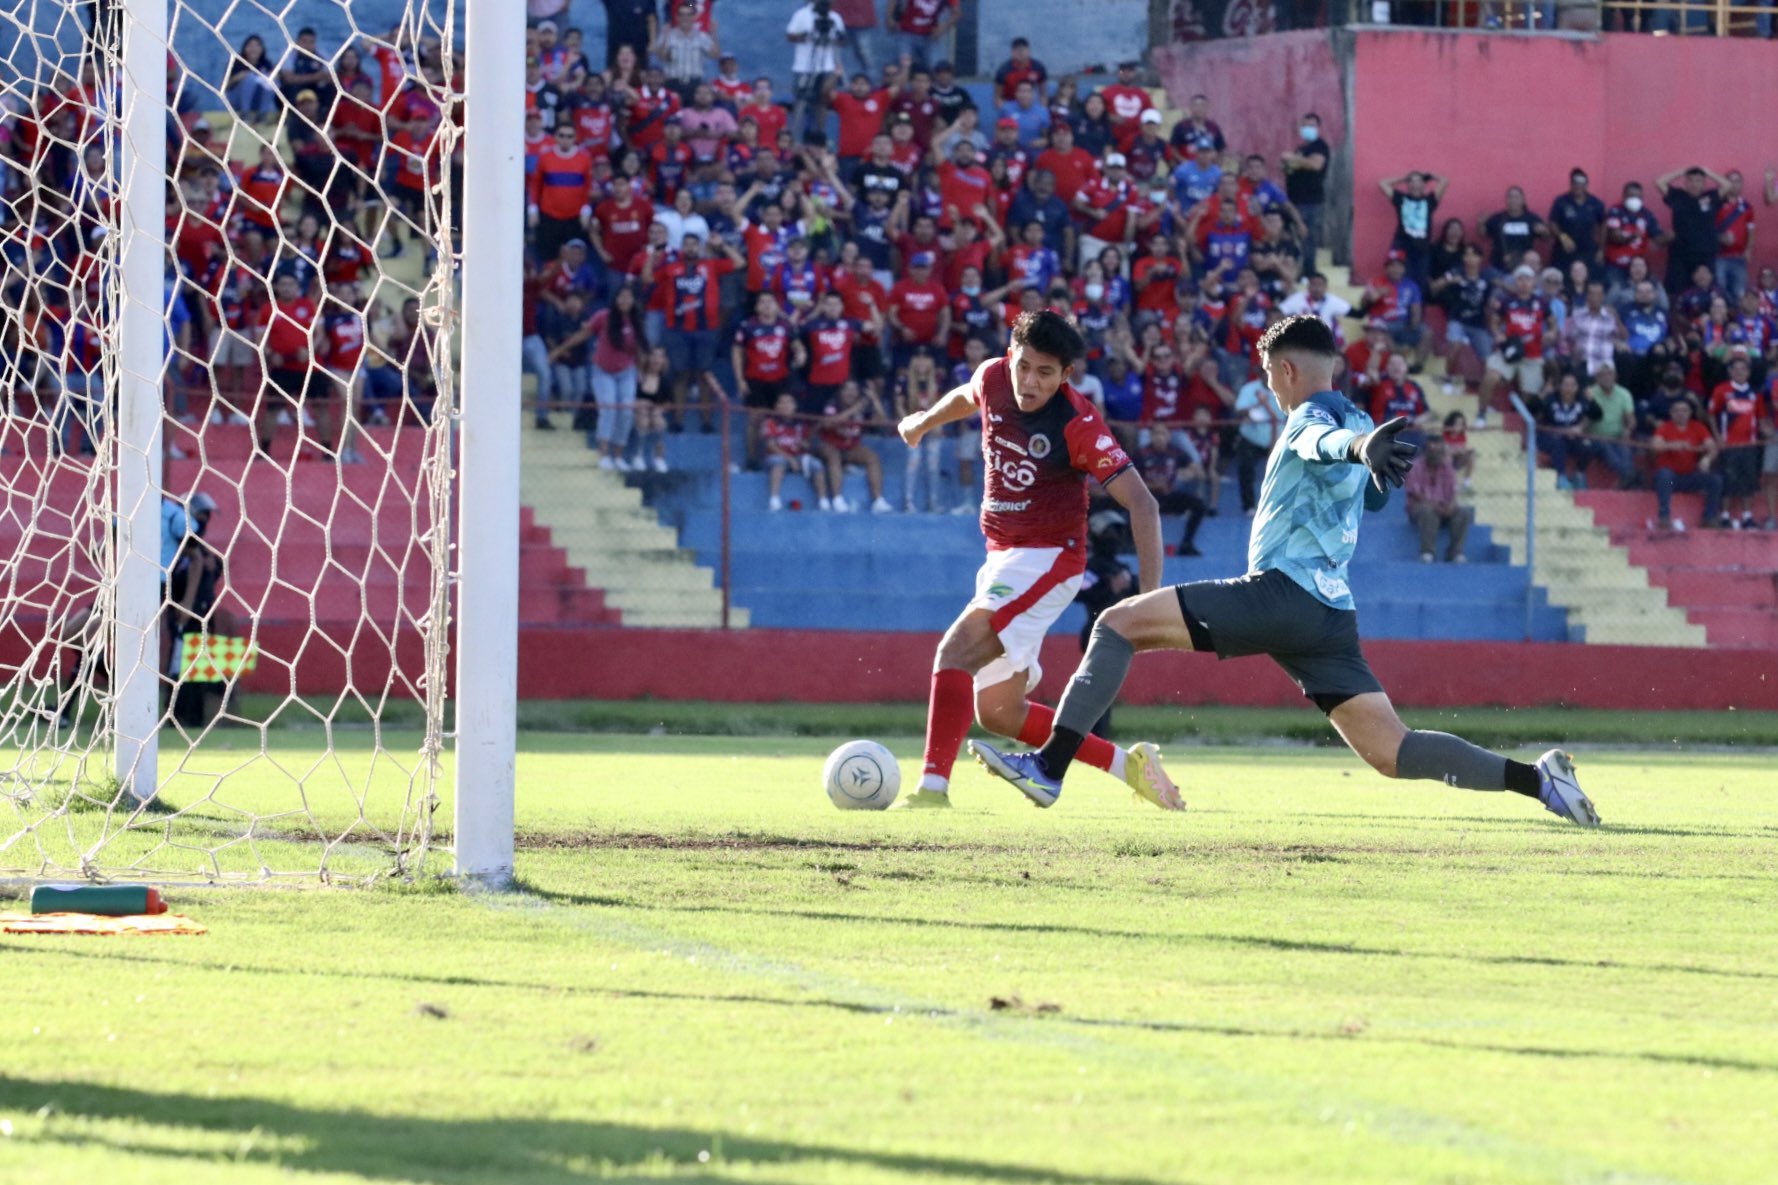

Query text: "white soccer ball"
[823, 740, 901, 810]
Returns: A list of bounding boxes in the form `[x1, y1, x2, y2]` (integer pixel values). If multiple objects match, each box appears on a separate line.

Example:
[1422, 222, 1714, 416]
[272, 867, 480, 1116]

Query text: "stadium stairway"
[1573, 491, 1778, 648]
[519, 422, 744, 628]
[644, 432, 1569, 641]
[1462, 426, 1706, 646]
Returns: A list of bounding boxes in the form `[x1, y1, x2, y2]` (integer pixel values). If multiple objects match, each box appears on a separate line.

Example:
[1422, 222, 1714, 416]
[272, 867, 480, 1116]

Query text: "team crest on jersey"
[1094, 434, 1114, 450]
[986, 583, 1014, 598]
[1028, 433, 1051, 459]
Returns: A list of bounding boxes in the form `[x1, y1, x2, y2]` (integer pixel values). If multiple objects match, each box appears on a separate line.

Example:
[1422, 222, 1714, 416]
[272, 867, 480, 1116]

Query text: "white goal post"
[1, 0, 520, 884]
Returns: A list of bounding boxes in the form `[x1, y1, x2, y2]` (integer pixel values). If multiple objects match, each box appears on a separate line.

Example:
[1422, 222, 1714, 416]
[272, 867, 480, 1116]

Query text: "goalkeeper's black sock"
[1036, 726, 1086, 781]
[1503, 760, 1542, 799]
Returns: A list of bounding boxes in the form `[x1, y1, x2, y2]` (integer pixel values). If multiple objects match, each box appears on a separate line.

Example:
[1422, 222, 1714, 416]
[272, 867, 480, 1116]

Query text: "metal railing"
[1343, 0, 1776, 34]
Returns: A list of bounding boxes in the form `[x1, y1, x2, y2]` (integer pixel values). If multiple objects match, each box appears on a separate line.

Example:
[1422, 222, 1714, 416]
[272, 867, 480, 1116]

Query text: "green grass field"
[3, 723, 1776, 1184]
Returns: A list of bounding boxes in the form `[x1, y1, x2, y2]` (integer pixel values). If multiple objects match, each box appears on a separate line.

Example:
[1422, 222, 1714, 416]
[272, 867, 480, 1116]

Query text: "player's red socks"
[1018, 701, 1119, 774]
[920, 668, 976, 784]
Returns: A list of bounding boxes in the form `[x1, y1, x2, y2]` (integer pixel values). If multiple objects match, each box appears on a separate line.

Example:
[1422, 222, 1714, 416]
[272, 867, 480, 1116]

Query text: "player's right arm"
[898, 383, 974, 446]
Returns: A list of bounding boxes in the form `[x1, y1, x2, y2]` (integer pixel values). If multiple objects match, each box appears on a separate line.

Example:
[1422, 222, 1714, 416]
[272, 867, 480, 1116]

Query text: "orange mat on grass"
[0, 911, 207, 936]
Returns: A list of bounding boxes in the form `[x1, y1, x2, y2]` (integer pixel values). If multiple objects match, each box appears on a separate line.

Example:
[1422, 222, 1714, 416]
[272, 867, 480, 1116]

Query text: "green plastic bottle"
[29, 884, 165, 916]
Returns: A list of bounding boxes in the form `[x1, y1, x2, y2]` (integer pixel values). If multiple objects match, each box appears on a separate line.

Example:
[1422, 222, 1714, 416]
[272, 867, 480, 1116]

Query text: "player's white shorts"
[967, 546, 1084, 693]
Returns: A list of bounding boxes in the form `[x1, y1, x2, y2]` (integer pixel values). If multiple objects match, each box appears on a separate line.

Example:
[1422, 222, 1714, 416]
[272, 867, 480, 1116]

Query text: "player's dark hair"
[1256, 314, 1338, 360]
[1010, 309, 1086, 367]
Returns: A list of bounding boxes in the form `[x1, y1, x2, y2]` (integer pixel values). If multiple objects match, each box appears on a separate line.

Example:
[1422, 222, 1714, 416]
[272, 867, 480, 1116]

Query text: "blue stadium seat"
[637, 430, 1572, 643]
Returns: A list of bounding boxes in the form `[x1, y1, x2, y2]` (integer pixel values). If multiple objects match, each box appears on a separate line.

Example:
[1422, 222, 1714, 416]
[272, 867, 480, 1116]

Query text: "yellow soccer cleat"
[1124, 742, 1185, 811]
[892, 787, 954, 810]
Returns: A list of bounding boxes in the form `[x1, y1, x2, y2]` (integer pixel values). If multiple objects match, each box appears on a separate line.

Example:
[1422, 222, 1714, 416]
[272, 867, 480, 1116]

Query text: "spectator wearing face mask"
[1603, 181, 1665, 292]
[1281, 112, 1329, 267]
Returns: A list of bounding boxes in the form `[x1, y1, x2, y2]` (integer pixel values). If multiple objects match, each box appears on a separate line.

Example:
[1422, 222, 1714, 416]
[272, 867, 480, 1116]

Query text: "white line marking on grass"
[479, 888, 1698, 1185]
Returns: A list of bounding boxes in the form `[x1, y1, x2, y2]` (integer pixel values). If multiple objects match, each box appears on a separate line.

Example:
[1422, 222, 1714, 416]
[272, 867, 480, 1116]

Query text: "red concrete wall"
[1152, 30, 1346, 180]
[523, 628, 1778, 711]
[1350, 31, 1778, 277]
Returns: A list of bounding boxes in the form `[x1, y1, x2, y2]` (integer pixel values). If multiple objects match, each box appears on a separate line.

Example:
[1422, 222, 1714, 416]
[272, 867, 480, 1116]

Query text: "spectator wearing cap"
[993, 38, 1047, 104]
[1169, 138, 1221, 211]
[277, 27, 331, 107]
[928, 59, 975, 127]
[286, 89, 332, 220]
[599, 0, 657, 68]
[1167, 93, 1226, 159]
[654, 2, 721, 98]
[1075, 153, 1141, 274]
[1549, 167, 1606, 272]
[1482, 266, 1553, 405]
[888, 0, 959, 70]
[1376, 169, 1447, 288]
[887, 251, 949, 372]
[1358, 250, 1429, 371]
[1281, 112, 1330, 268]
[995, 79, 1050, 154]
[1124, 110, 1173, 187]
[1096, 61, 1152, 154]
[786, 0, 847, 140]
[534, 21, 571, 83]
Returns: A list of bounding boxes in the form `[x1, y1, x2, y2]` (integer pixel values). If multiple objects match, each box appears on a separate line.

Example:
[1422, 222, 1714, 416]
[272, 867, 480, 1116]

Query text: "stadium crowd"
[1, 0, 1775, 536]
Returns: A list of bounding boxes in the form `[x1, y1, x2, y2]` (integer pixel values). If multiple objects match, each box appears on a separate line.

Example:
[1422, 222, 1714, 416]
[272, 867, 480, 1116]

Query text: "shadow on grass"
[0, 1077, 1191, 1185]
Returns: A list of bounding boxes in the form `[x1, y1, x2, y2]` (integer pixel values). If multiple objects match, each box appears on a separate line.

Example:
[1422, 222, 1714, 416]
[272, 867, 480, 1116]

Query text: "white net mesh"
[0, 1, 465, 882]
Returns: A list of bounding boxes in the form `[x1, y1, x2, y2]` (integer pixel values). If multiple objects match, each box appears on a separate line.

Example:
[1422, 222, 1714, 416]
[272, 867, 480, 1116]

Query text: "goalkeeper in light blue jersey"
[970, 315, 1601, 829]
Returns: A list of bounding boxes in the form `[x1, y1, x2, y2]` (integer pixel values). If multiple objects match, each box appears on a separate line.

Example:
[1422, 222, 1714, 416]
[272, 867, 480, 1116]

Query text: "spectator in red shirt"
[1131, 232, 1184, 326]
[738, 78, 788, 146]
[936, 139, 992, 232]
[835, 254, 891, 394]
[1346, 319, 1394, 404]
[1652, 398, 1722, 530]
[647, 232, 743, 420]
[258, 273, 316, 458]
[889, 0, 959, 70]
[819, 378, 892, 513]
[762, 391, 834, 511]
[1710, 354, 1766, 527]
[1369, 353, 1433, 440]
[732, 290, 806, 420]
[1714, 170, 1756, 302]
[887, 251, 950, 370]
[1074, 153, 1142, 272]
[590, 183, 655, 273]
[830, 72, 890, 176]
[1097, 60, 1153, 154]
[992, 38, 1046, 103]
[1138, 344, 1185, 425]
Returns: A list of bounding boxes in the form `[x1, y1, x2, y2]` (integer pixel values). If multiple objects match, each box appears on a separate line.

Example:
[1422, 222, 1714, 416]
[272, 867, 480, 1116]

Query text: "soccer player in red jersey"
[892, 310, 1181, 810]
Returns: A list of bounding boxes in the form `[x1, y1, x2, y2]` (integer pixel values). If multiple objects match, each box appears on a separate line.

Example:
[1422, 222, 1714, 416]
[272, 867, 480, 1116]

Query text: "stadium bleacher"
[643, 430, 1574, 641]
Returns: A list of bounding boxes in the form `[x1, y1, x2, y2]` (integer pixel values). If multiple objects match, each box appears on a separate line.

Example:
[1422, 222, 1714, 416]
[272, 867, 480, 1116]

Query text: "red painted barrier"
[1349, 30, 1778, 276]
[518, 627, 1778, 711]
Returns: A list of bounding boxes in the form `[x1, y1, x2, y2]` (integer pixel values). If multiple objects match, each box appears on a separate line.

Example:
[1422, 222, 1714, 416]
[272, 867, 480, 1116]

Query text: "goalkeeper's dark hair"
[1009, 309, 1086, 367]
[1257, 314, 1339, 360]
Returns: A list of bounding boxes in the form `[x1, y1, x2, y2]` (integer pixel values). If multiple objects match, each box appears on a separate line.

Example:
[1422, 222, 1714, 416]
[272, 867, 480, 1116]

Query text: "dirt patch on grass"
[514, 830, 981, 854]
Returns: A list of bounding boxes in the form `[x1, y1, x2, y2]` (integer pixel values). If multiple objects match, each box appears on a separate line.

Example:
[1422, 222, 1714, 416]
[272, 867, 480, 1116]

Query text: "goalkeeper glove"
[1348, 416, 1419, 491]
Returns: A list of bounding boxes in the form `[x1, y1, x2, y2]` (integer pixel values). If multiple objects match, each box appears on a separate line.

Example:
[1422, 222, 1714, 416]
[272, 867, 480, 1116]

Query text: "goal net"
[0, 1, 472, 883]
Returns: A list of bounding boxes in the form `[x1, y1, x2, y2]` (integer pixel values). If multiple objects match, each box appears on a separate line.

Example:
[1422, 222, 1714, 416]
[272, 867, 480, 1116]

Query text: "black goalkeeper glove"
[1348, 416, 1419, 491]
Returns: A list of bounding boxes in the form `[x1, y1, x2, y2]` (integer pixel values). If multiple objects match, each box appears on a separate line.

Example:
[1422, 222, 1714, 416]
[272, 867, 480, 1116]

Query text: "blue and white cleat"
[1534, 748, 1600, 828]
[969, 739, 1062, 808]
